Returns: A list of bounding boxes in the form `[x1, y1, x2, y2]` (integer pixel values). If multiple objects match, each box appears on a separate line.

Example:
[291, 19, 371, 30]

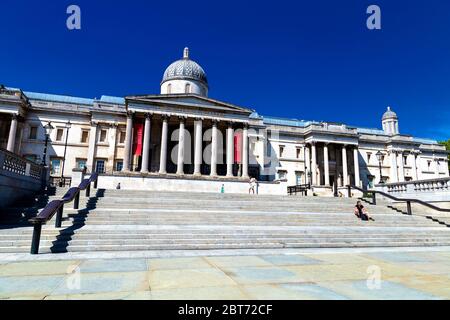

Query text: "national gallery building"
[0, 48, 448, 194]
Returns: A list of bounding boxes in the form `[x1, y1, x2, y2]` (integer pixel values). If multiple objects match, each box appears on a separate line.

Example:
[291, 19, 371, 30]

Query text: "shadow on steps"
[0, 186, 57, 229]
[50, 188, 105, 253]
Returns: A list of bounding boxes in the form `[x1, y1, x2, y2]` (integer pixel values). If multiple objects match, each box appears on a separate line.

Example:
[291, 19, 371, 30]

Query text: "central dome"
[161, 48, 208, 86]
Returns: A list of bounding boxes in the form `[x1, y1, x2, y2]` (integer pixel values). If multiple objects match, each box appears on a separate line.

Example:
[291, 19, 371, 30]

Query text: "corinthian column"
[389, 150, 399, 183]
[193, 119, 203, 176]
[353, 147, 361, 187]
[342, 145, 348, 186]
[210, 120, 218, 176]
[411, 152, 419, 180]
[398, 151, 405, 182]
[176, 117, 185, 175]
[141, 113, 152, 173]
[122, 112, 133, 172]
[311, 142, 317, 185]
[226, 123, 234, 177]
[242, 124, 249, 178]
[6, 114, 18, 153]
[159, 115, 169, 174]
[324, 143, 330, 186]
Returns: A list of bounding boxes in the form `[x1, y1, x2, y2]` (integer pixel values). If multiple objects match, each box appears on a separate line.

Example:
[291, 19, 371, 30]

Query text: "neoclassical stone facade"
[0, 48, 448, 194]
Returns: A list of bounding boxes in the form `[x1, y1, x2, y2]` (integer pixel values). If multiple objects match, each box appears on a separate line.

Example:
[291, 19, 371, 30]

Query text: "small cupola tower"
[382, 106, 399, 135]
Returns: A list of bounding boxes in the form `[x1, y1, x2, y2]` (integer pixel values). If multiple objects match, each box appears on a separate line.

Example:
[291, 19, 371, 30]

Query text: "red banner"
[132, 123, 144, 156]
[234, 131, 242, 163]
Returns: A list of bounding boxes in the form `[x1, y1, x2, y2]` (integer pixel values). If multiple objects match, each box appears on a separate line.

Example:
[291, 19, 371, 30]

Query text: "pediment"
[125, 94, 253, 115]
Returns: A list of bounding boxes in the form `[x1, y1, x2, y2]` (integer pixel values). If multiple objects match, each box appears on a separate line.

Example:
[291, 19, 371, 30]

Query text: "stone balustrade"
[375, 177, 450, 202]
[0, 148, 46, 208]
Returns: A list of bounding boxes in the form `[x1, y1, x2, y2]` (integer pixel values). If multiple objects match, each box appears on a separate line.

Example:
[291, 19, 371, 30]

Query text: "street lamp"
[41, 122, 54, 166]
[59, 121, 72, 187]
[376, 150, 384, 184]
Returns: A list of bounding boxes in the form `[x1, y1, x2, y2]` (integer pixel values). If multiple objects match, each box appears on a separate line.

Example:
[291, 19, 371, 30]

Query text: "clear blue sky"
[1, 0, 449, 140]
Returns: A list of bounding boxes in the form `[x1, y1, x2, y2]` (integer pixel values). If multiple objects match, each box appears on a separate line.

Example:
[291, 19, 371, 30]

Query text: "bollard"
[347, 186, 352, 198]
[372, 192, 377, 205]
[93, 178, 98, 189]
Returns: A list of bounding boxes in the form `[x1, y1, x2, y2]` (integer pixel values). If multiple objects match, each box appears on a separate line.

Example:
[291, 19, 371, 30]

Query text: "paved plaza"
[0, 247, 449, 300]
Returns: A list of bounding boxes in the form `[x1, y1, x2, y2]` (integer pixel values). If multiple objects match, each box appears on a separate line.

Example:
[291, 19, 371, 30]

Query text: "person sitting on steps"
[354, 201, 374, 221]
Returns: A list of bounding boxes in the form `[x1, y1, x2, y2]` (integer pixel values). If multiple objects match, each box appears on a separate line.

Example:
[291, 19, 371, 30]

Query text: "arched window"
[185, 83, 191, 93]
[167, 83, 172, 94]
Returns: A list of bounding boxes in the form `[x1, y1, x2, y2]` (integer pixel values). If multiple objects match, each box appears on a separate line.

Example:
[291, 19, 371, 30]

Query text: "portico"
[120, 95, 252, 179]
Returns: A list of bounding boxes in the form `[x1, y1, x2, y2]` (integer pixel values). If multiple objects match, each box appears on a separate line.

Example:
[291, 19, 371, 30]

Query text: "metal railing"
[346, 185, 450, 215]
[28, 172, 99, 254]
[287, 183, 311, 196]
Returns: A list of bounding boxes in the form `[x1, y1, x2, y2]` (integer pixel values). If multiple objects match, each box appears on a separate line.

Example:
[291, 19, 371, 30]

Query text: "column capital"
[126, 111, 134, 118]
[90, 120, 99, 127]
[211, 119, 219, 126]
[243, 123, 249, 129]
[145, 112, 152, 120]
[161, 114, 170, 121]
[10, 113, 19, 120]
[178, 116, 187, 123]
[227, 121, 234, 129]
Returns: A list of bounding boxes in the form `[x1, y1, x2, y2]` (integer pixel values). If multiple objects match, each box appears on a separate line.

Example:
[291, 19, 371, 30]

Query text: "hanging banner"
[234, 131, 242, 163]
[132, 123, 144, 156]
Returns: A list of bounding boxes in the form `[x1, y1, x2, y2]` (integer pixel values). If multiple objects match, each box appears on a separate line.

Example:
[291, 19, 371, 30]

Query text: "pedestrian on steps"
[249, 177, 257, 195]
[354, 201, 374, 221]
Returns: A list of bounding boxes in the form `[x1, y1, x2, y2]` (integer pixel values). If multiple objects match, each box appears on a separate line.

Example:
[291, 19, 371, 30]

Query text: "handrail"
[346, 184, 450, 215]
[28, 172, 99, 254]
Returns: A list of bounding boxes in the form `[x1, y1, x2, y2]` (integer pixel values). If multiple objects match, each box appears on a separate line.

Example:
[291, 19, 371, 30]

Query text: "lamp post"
[41, 122, 54, 166]
[376, 150, 384, 184]
[59, 121, 72, 187]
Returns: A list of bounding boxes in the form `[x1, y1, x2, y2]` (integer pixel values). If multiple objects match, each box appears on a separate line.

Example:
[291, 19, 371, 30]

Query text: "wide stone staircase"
[1, 188, 450, 254]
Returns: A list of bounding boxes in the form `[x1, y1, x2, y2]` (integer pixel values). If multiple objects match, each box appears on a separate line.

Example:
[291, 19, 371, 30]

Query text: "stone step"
[3, 239, 450, 254]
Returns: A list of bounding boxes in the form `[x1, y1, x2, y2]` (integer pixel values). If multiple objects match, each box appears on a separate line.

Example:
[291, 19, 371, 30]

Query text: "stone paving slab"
[0, 247, 449, 300]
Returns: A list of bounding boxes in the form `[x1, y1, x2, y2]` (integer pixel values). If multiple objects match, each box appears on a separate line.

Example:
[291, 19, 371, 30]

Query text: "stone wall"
[92, 172, 288, 195]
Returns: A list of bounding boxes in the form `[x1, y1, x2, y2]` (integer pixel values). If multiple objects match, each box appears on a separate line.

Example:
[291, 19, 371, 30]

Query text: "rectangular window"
[279, 145, 285, 157]
[403, 156, 408, 166]
[278, 170, 287, 180]
[56, 128, 64, 142]
[115, 160, 123, 172]
[76, 158, 87, 170]
[99, 129, 107, 143]
[296, 148, 301, 159]
[50, 158, 61, 175]
[119, 130, 126, 144]
[367, 152, 372, 163]
[81, 130, 89, 143]
[29, 126, 38, 140]
[95, 159, 105, 173]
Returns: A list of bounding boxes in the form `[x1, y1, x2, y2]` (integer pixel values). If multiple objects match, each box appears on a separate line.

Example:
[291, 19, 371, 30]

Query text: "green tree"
[439, 139, 450, 170]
